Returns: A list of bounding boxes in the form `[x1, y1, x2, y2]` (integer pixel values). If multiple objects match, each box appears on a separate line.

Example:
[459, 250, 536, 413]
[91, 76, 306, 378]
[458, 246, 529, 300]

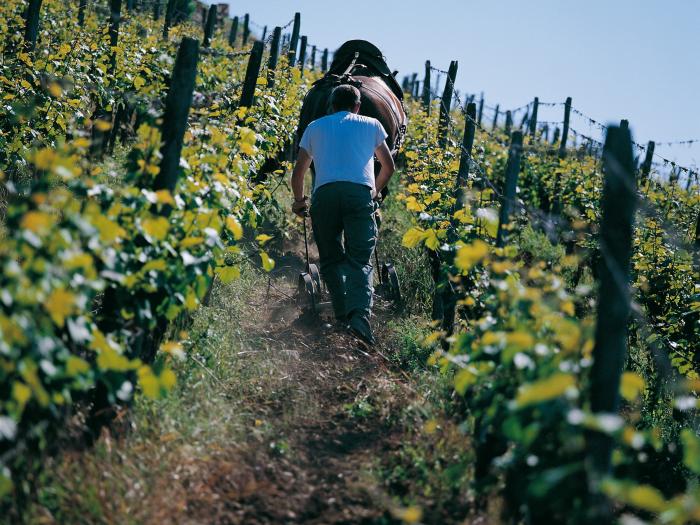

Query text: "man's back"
[299, 111, 387, 192]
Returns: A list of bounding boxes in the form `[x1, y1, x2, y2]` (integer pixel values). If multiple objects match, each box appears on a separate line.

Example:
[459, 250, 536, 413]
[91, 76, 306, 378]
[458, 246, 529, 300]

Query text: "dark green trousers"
[310, 182, 377, 320]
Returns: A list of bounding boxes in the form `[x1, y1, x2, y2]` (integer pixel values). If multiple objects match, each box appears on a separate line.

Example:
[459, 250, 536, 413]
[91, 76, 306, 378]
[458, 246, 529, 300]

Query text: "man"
[291, 84, 396, 346]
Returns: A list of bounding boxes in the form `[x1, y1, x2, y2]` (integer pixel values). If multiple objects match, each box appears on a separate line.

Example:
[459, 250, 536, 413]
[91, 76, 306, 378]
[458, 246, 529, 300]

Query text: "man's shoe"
[347, 314, 376, 347]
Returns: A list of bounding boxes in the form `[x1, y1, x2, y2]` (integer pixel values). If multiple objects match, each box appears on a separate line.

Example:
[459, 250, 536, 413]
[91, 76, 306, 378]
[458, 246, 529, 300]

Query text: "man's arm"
[373, 142, 395, 196]
[291, 147, 313, 216]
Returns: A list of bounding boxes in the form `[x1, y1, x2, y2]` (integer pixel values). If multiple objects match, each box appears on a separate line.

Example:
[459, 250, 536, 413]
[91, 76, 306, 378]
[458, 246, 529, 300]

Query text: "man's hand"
[292, 196, 309, 217]
[291, 147, 313, 216]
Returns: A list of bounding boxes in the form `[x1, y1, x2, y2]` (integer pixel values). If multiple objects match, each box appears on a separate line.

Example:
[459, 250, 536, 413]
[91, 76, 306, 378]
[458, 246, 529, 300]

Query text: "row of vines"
[397, 73, 700, 522]
[0, 0, 310, 514]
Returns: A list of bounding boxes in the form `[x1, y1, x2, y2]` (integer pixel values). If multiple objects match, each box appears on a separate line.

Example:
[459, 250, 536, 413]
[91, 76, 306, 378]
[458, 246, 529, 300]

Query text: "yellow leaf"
[44, 289, 76, 327]
[256, 234, 273, 245]
[154, 189, 175, 205]
[160, 368, 177, 390]
[160, 341, 185, 360]
[180, 236, 204, 248]
[142, 216, 170, 241]
[13, 381, 32, 410]
[226, 216, 243, 240]
[66, 356, 90, 376]
[424, 229, 439, 250]
[620, 372, 645, 402]
[506, 331, 534, 350]
[138, 368, 160, 399]
[133, 76, 146, 89]
[58, 43, 71, 56]
[216, 265, 241, 283]
[396, 506, 422, 524]
[94, 119, 112, 132]
[96, 346, 136, 372]
[48, 82, 63, 97]
[142, 259, 167, 272]
[260, 251, 275, 272]
[402, 227, 425, 249]
[515, 373, 576, 408]
[93, 215, 126, 242]
[21, 210, 52, 233]
[185, 289, 198, 311]
[454, 240, 489, 272]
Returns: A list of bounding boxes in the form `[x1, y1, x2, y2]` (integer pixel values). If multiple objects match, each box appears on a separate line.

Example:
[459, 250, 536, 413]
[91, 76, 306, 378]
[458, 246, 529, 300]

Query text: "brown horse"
[297, 40, 407, 196]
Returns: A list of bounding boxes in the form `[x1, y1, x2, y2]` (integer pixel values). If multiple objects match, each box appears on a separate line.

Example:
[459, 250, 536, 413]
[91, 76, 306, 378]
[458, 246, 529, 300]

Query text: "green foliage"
[398, 94, 700, 523]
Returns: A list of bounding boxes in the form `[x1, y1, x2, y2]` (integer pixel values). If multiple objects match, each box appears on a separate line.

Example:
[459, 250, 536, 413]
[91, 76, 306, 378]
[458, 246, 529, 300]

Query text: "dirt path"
[182, 248, 417, 524]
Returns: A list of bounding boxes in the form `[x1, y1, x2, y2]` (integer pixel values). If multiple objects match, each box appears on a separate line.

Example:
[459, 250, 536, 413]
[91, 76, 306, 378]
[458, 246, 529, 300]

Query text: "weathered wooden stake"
[519, 110, 529, 130]
[310, 45, 317, 70]
[496, 131, 523, 247]
[242, 13, 250, 44]
[587, 125, 636, 493]
[558, 96, 571, 157]
[298, 35, 307, 73]
[477, 94, 484, 126]
[492, 104, 499, 130]
[288, 12, 301, 66]
[261, 25, 267, 42]
[438, 60, 458, 149]
[640, 141, 655, 181]
[228, 16, 238, 47]
[108, 0, 121, 74]
[154, 37, 199, 193]
[202, 4, 217, 48]
[321, 48, 328, 72]
[23, 0, 43, 51]
[152, 0, 161, 20]
[455, 102, 477, 201]
[620, 119, 629, 130]
[552, 126, 560, 145]
[240, 41, 264, 108]
[267, 26, 282, 87]
[422, 60, 431, 114]
[529, 97, 539, 140]
[504, 110, 512, 136]
[162, 0, 175, 39]
[78, 0, 88, 26]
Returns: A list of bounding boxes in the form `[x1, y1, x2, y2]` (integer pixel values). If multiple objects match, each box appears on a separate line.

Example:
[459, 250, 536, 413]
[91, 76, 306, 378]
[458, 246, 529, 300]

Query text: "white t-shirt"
[299, 111, 388, 192]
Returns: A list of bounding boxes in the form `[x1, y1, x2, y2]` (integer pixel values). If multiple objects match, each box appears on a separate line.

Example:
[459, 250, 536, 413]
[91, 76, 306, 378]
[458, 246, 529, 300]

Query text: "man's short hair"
[330, 85, 361, 111]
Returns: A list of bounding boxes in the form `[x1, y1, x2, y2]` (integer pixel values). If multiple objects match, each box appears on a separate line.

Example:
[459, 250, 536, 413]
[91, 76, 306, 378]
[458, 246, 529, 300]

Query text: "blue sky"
[213, 0, 699, 176]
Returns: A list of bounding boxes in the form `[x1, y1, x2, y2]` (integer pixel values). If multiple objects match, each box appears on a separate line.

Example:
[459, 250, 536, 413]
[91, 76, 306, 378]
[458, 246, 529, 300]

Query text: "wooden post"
[640, 141, 655, 181]
[242, 13, 250, 44]
[288, 12, 301, 66]
[126, 0, 134, 11]
[519, 110, 529, 130]
[422, 60, 431, 114]
[240, 41, 264, 108]
[496, 131, 523, 247]
[23, 0, 43, 52]
[587, 125, 636, 493]
[529, 97, 539, 140]
[414, 80, 420, 99]
[542, 124, 549, 142]
[620, 119, 629, 130]
[78, 0, 88, 26]
[154, 37, 199, 193]
[152, 0, 161, 20]
[228, 16, 238, 47]
[267, 26, 282, 87]
[321, 48, 328, 72]
[438, 60, 458, 149]
[505, 110, 512, 136]
[492, 104, 499, 130]
[202, 4, 217, 48]
[108, 0, 121, 74]
[311, 45, 316, 70]
[298, 35, 307, 73]
[558, 96, 572, 157]
[552, 127, 560, 145]
[694, 211, 700, 250]
[455, 102, 477, 202]
[162, 0, 175, 39]
[261, 25, 267, 42]
[477, 94, 484, 126]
